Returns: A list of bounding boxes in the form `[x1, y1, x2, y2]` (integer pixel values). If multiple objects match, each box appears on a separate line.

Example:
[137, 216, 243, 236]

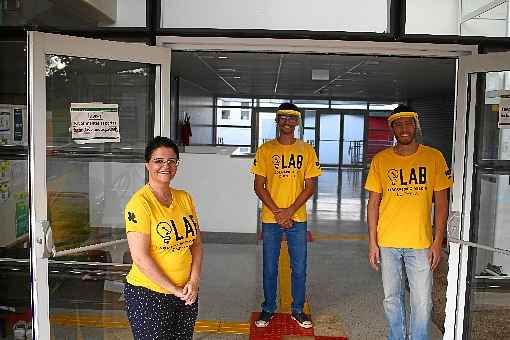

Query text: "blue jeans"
[380, 247, 432, 340]
[261, 222, 307, 314]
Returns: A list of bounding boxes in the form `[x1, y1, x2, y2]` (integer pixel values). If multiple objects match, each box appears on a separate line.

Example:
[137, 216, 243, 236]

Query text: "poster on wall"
[70, 103, 120, 143]
[499, 98, 510, 128]
[0, 108, 11, 145]
[13, 107, 24, 143]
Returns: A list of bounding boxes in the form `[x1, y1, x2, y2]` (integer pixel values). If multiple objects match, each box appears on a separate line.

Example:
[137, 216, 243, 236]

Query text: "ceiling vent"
[311, 69, 329, 81]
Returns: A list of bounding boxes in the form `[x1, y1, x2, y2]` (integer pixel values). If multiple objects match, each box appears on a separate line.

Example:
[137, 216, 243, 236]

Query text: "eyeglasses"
[277, 115, 300, 122]
[392, 121, 416, 129]
[151, 158, 181, 167]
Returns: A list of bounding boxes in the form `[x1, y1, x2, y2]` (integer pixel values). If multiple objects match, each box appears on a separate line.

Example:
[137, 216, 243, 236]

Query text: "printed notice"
[499, 98, 510, 128]
[70, 103, 120, 143]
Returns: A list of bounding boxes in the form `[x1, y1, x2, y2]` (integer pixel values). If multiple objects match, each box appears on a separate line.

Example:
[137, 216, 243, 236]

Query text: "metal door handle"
[40, 220, 55, 258]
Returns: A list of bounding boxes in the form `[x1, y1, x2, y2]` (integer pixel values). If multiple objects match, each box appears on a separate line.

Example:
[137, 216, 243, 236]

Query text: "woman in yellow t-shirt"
[124, 136, 203, 340]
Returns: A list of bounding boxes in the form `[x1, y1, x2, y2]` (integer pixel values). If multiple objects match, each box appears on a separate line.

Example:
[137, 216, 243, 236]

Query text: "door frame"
[444, 51, 510, 340]
[158, 35, 484, 339]
[28, 31, 171, 338]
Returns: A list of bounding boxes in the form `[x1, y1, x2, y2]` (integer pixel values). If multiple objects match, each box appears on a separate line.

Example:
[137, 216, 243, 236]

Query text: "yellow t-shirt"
[364, 145, 453, 249]
[251, 139, 321, 223]
[125, 185, 199, 293]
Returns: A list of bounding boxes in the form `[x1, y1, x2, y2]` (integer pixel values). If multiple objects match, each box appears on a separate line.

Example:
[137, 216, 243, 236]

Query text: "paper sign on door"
[499, 98, 510, 128]
[70, 103, 120, 143]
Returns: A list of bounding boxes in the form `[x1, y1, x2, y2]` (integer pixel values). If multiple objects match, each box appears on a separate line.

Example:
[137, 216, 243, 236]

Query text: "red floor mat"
[249, 312, 347, 340]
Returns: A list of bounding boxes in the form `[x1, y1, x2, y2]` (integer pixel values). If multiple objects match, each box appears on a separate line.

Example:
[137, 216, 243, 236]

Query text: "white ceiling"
[171, 51, 457, 102]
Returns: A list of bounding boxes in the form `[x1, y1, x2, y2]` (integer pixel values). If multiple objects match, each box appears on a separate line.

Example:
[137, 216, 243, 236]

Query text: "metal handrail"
[447, 211, 510, 256]
[448, 237, 510, 256]
[53, 238, 128, 258]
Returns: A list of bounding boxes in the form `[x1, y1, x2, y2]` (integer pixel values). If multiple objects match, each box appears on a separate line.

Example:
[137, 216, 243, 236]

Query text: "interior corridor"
[48, 168, 443, 340]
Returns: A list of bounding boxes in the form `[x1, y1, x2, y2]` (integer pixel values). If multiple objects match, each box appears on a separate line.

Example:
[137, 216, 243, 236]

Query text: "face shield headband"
[276, 109, 301, 117]
[387, 111, 419, 125]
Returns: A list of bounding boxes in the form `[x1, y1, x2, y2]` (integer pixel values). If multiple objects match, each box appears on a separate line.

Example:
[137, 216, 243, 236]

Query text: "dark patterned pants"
[124, 282, 198, 340]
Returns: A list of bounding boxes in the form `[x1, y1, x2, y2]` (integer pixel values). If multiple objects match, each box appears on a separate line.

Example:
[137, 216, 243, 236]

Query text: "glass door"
[445, 52, 510, 339]
[318, 111, 341, 166]
[0, 40, 30, 340]
[28, 32, 171, 339]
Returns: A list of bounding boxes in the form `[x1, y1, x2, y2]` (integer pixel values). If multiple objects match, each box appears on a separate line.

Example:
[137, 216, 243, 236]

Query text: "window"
[241, 110, 250, 120]
[221, 109, 231, 120]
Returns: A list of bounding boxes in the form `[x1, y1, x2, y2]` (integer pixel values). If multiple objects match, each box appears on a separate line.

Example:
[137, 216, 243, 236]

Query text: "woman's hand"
[167, 284, 184, 299]
[181, 279, 199, 305]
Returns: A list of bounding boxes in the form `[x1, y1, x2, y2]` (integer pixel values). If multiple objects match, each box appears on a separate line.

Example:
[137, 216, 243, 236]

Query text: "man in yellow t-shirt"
[365, 105, 452, 340]
[251, 103, 321, 329]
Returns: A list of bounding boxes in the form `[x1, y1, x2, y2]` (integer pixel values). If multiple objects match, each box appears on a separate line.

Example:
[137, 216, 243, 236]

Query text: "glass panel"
[319, 113, 340, 165]
[189, 126, 213, 145]
[462, 0, 497, 15]
[1, 0, 146, 28]
[331, 101, 367, 110]
[304, 128, 315, 147]
[46, 55, 154, 155]
[258, 111, 276, 146]
[304, 110, 316, 128]
[217, 108, 252, 127]
[0, 40, 31, 338]
[479, 71, 510, 161]
[0, 41, 27, 147]
[406, 0, 459, 35]
[461, 2, 508, 37]
[46, 54, 155, 336]
[258, 99, 290, 107]
[343, 114, 364, 165]
[216, 127, 251, 145]
[466, 172, 510, 339]
[319, 141, 339, 165]
[368, 103, 399, 111]
[216, 98, 252, 107]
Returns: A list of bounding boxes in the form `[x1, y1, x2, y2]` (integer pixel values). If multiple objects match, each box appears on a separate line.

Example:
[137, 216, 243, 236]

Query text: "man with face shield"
[365, 105, 453, 340]
[251, 103, 321, 329]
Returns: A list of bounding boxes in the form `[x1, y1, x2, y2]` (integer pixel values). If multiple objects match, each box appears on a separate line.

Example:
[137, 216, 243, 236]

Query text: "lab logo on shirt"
[386, 167, 428, 197]
[272, 155, 281, 169]
[387, 169, 399, 186]
[271, 153, 304, 179]
[156, 216, 199, 250]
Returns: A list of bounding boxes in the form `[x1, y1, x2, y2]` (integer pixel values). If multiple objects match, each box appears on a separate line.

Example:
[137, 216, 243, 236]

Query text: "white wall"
[161, 0, 387, 32]
[172, 153, 258, 234]
[406, 0, 459, 35]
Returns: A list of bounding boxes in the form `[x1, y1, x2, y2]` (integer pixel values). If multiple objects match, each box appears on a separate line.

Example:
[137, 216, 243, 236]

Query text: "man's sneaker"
[291, 312, 313, 329]
[255, 311, 274, 328]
